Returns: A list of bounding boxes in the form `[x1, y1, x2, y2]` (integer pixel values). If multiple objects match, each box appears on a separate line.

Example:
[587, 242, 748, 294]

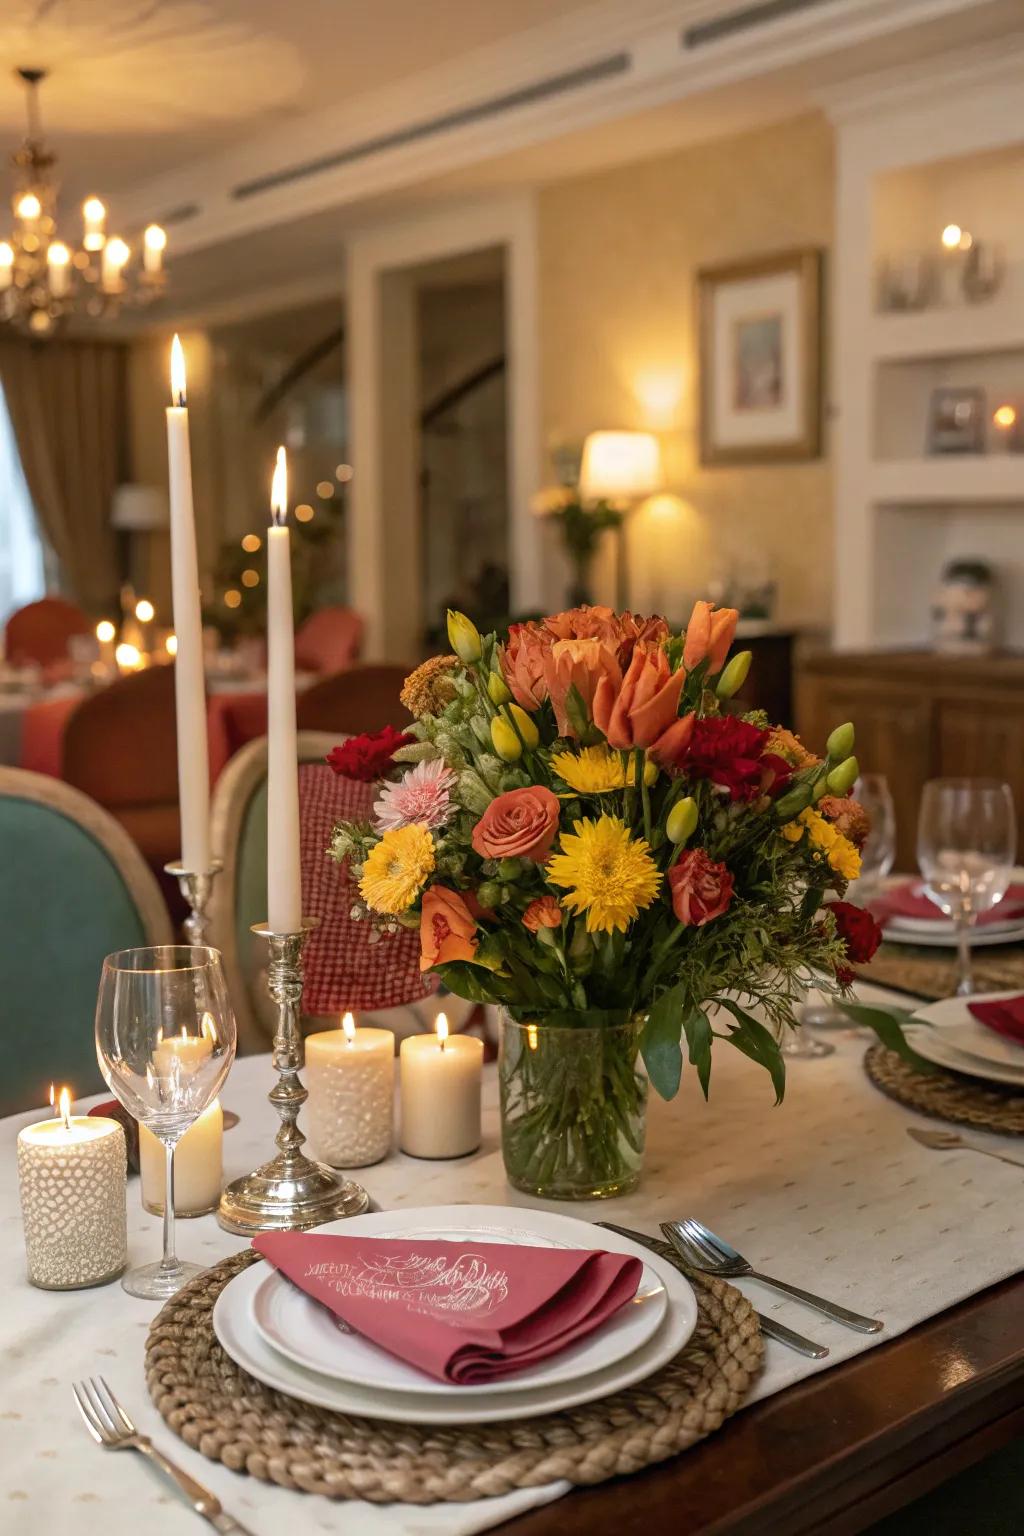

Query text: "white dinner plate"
[907, 992, 1024, 1087]
[884, 919, 1024, 950]
[213, 1207, 697, 1425]
[251, 1213, 667, 1395]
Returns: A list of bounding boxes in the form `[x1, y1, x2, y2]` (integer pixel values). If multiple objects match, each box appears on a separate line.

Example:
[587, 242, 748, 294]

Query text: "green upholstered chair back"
[0, 769, 173, 1117]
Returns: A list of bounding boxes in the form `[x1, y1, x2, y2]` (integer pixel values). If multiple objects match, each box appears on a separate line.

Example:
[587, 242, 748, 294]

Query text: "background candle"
[400, 1014, 483, 1158]
[306, 1013, 394, 1167]
[266, 445, 303, 933]
[139, 1100, 223, 1215]
[17, 1089, 127, 1289]
[165, 334, 211, 874]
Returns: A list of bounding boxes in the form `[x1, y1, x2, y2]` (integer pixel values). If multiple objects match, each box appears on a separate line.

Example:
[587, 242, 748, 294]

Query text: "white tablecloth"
[2, 990, 1023, 1535]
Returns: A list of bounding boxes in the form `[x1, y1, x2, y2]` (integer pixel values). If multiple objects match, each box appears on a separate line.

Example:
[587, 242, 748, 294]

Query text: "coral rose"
[542, 637, 621, 738]
[668, 850, 735, 927]
[682, 600, 739, 674]
[522, 895, 562, 932]
[592, 641, 688, 756]
[471, 786, 561, 862]
[419, 886, 478, 972]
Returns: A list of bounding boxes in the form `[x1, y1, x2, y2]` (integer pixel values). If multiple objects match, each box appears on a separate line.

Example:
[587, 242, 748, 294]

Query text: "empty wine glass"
[853, 773, 897, 904]
[95, 946, 236, 1299]
[917, 779, 1016, 997]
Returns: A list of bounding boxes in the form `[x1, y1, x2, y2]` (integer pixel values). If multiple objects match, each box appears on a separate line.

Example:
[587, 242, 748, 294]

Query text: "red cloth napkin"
[967, 997, 1024, 1046]
[872, 882, 1024, 928]
[253, 1231, 642, 1385]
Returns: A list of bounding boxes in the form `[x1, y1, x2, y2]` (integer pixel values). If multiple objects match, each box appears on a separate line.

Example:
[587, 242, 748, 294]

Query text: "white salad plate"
[213, 1205, 697, 1425]
[907, 992, 1024, 1086]
[885, 919, 1024, 950]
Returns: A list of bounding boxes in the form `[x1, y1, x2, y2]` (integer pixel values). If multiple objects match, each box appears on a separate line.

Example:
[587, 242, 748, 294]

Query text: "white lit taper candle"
[400, 1013, 483, 1158]
[17, 1087, 127, 1289]
[266, 445, 303, 933]
[305, 1012, 395, 1167]
[166, 335, 211, 872]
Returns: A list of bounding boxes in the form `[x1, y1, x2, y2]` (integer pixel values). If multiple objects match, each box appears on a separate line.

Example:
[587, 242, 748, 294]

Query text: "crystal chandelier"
[0, 68, 168, 336]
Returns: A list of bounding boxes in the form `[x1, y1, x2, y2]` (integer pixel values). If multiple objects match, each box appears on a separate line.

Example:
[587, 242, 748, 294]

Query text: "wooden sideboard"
[796, 649, 1024, 869]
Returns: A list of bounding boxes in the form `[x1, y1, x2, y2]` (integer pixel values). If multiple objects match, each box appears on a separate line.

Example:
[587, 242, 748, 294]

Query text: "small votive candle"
[139, 1100, 223, 1216]
[305, 1013, 394, 1167]
[17, 1088, 127, 1290]
[400, 1013, 483, 1158]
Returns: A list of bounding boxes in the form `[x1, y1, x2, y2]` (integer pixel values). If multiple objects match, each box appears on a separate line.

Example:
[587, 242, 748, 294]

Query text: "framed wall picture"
[926, 386, 986, 454]
[697, 248, 822, 465]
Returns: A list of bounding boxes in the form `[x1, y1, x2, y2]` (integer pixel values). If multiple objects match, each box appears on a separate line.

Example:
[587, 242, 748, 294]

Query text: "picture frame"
[926, 386, 986, 454]
[697, 248, 822, 466]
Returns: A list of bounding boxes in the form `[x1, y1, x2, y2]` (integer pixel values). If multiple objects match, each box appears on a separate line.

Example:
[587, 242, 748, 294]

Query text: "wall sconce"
[579, 431, 662, 608]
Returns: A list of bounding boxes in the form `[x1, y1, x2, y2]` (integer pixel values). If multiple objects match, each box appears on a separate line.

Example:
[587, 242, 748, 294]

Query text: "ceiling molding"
[815, 27, 1024, 118]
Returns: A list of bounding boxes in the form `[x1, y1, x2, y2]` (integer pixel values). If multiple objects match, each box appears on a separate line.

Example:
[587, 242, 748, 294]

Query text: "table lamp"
[578, 431, 661, 609]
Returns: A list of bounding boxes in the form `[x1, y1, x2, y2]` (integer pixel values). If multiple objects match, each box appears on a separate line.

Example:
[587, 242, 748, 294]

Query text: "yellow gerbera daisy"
[546, 815, 661, 934]
[359, 823, 435, 914]
[551, 745, 657, 795]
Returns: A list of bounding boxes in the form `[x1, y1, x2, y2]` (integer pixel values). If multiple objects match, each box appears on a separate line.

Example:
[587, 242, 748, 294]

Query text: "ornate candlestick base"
[218, 919, 370, 1235]
[164, 859, 223, 947]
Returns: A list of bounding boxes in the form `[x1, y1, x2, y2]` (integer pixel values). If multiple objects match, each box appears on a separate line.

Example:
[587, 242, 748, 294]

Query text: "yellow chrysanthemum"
[782, 807, 861, 879]
[551, 745, 657, 794]
[359, 823, 435, 914]
[828, 834, 861, 881]
[546, 815, 661, 934]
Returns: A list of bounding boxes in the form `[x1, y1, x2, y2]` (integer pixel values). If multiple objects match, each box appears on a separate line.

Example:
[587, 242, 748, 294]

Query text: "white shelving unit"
[824, 42, 1024, 650]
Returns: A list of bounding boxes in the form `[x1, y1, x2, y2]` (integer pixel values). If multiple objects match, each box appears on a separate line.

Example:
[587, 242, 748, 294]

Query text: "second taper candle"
[266, 446, 303, 935]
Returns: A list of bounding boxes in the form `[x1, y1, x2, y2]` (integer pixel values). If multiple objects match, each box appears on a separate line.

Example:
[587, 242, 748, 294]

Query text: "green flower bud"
[490, 715, 522, 761]
[447, 609, 482, 665]
[666, 796, 699, 845]
[391, 740, 438, 764]
[826, 721, 855, 762]
[487, 670, 512, 706]
[476, 880, 502, 909]
[507, 702, 539, 750]
[715, 650, 752, 700]
[536, 925, 558, 948]
[469, 715, 492, 749]
[457, 769, 494, 814]
[774, 781, 814, 819]
[496, 857, 523, 881]
[826, 755, 859, 796]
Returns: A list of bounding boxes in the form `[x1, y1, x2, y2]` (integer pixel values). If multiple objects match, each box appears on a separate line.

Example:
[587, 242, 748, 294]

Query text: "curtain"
[0, 338, 126, 613]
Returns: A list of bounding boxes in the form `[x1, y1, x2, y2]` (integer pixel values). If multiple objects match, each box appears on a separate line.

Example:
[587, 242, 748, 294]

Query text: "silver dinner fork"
[72, 1376, 254, 1535]
[908, 1125, 1024, 1168]
[662, 1219, 883, 1334]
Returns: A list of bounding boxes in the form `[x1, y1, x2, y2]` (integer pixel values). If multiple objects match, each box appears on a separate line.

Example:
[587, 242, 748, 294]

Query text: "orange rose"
[501, 623, 549, 712]
[592, 642, 687, 756]
[522, 895, 562, 932]
[682, 600, 739, 674]
[419, 886, 478, 972]
[471, 786, 561, 862]
[542, 637, 621, 737]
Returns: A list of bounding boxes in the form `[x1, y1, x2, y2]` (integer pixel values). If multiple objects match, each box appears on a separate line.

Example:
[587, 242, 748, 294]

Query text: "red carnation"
[827, 900, 883, 985]
[326, 725, 414, 783]
[677, 716, 769, 801]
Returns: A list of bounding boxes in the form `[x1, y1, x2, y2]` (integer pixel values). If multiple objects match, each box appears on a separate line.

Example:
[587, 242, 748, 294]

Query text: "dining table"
[2, 982, 1023, 1536]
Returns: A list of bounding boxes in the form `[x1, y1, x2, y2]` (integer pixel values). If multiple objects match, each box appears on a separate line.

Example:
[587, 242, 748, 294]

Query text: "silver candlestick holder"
[164, 859, 223, 947]
[218, 917, 370, 1235]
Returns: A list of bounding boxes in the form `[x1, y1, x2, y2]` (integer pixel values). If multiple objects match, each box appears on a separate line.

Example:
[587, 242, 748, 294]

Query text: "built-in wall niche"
[874, 350, 1024, 462]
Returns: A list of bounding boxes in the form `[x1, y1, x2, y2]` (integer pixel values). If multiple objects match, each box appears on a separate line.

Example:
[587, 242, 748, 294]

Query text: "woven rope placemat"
[864, 1043, 1024, 1136]
[855, 941, 1024, 1003]
[145, 1245, 762, 1504]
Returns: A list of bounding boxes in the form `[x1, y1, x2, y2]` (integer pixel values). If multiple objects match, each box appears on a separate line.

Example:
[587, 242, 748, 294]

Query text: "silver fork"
[662, 1219, 883, 1334]
[908, 1126, 1024, 1168]
[72, 1376, 254, 1535]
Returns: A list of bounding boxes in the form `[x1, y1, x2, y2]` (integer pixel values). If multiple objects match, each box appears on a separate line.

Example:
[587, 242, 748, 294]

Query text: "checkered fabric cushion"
[299, 763, 433, 1014]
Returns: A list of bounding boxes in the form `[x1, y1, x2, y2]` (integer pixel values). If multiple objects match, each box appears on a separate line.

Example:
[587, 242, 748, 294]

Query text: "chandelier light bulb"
[17, 191, 41, 221]
[82, 195, 106, 251]
[47, 239, 70, 296]
[143, 223, 166, 275]
[101, 235, 130, 293]
[0, 241, 12, 290]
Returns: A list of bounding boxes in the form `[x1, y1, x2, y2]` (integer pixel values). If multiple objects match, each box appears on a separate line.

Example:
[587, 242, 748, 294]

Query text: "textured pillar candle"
[17, 1090, 127, 1289]
[306, 1014, 394, 1167]
[139, 1100, 223, 1216]
[165, 335, 211, 873]
[400, 1014, 483, 1158]
[266, 445, 303, 934]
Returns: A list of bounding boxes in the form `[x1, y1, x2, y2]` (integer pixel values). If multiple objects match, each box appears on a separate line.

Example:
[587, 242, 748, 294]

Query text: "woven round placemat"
[864, 1043, 1024, 1135]
[145, 1245, 762, 1504]
[854, 941, 1024, 1003]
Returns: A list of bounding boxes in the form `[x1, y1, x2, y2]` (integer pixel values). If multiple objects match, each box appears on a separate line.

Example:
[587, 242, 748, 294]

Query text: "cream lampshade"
[111, 484, 169, 531]
[578, 431, 661, 502]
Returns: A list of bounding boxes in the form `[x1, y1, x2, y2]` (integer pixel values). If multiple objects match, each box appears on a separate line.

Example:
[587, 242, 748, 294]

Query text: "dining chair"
[4, 595, 91, 670]
[294, 606, 364, 675]
[295, 663, 412, 735]
[0, 767, 173, 1116]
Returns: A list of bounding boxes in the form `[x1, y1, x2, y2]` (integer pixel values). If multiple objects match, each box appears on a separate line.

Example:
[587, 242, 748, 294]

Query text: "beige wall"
[538, 111, 834, 626]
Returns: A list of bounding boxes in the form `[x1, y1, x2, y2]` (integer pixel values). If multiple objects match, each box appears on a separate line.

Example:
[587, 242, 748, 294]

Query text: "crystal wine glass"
[917, 779, 1016, 997]
[853, 773, 897, 904]
[95, 946, 236, 1299]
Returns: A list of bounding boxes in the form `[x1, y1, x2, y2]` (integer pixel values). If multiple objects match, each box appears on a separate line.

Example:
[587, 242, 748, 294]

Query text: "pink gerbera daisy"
[374, 758, 457, 831]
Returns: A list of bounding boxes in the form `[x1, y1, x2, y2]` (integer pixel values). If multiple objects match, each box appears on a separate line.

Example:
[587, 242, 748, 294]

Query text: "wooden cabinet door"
[936, 700, 1024, 858]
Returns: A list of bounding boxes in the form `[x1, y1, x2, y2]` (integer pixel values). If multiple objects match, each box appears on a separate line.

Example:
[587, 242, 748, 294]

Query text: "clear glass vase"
[498, 1012, 647, 1200]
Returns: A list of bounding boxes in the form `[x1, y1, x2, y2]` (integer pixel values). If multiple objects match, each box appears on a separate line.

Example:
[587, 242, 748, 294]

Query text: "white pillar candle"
[306, 1013, 394, 1167]
[399, 1014, 483, 1158]
[166, 336, 211, 873]
[139, 1101, 223, 1216]
[153, 1022, 214, 1077]
[16, 1090, 127, 1290]
[266, 445, 303, 933]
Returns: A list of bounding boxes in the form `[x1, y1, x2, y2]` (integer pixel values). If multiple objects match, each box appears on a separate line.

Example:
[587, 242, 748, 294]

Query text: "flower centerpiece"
[327, 601, 902, 1201]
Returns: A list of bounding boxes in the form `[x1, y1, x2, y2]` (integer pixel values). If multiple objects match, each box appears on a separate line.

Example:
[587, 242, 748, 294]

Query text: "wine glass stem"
[161, 1139, 178, 1274]
[954, 916, 974, 997]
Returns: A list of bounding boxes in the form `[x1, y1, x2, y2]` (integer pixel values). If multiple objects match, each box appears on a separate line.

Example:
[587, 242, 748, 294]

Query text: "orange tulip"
[542, 637, 622, 738]
[419, 886, 478, 972]
[682, 600, 739, 674]
[592, 642, 687, 754]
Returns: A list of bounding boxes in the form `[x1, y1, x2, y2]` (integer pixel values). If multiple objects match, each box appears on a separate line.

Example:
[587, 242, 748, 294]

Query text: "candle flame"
[180, 1025, 188, 1041]
[342, 1011, 356, 1044]
[170, 333, 186, 406]
[436, 1012, 449, 1051]
[270, 445, 288, 526]
[58, 1087, 71, 1132]
[201, 1012, 217, 1045]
